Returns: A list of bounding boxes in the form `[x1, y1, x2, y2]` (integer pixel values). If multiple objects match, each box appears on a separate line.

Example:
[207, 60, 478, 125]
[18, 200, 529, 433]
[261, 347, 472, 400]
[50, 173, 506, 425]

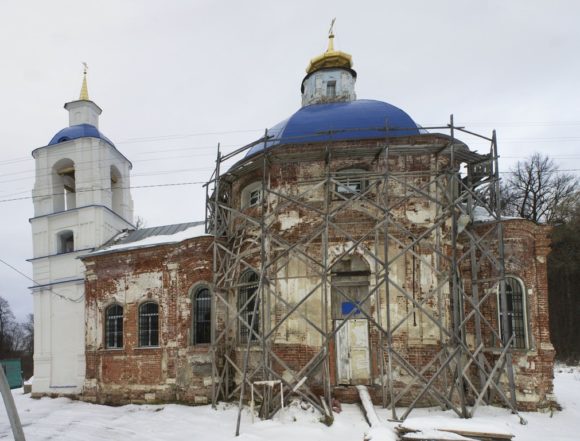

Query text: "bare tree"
[0, 296, 18, 353]
[134, 216, 147, 230]
[21, 314, 34, 354]
[502, 153, 578, 224]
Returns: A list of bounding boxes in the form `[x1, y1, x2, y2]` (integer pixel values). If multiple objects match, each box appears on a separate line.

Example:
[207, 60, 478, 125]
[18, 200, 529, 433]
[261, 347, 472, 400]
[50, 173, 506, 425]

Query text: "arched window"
[241, 182, 262, 209]
[139, 302, 159, 347]
[238, 271, 259, 343]
[57, 230, 74, 254]
[192, 286, 211, 344]
[498, 277, 528, 349]
[105, 304, 123, 349]
[52, 158, 76, 212]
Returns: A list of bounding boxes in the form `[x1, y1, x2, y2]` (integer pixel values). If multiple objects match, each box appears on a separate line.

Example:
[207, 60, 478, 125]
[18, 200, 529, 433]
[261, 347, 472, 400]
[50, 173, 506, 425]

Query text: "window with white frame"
[335, 169, 367, 196]
[241, 181, 262, 208]
[498, 277, 528, 349]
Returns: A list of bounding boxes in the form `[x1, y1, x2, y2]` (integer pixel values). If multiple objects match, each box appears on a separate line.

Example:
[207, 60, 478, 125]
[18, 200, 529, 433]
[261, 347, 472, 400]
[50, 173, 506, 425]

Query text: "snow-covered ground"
[1, 366, 578, 441]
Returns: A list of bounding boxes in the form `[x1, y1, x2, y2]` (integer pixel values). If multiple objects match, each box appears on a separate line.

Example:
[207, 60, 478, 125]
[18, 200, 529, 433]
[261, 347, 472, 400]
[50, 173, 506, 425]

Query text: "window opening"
[336, 169, 366, 196]
[331, 255, 370, 319]
[239, 271, 259, 343]
[249, 189, 261, 207]
[52, 160, 77, 212]
[241, 182, 262, 209]
[327, 80, 336, 98]
[499, 277, 528, 349]
[105, 304, 123, 349]
[193, 287, 211, 344]
[110, 166, 122, 214]
[139, 302, 159, 347]
[57, 230, 74, 254]
[60, 168, 76, 211]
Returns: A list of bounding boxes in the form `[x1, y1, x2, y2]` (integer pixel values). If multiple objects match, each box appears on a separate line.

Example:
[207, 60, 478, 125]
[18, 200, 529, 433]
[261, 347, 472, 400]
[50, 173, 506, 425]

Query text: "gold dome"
[306, 26, 353, 75]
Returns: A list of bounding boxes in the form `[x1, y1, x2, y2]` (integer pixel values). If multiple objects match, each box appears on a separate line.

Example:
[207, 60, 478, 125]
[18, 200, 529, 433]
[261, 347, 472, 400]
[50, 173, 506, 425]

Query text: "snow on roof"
[88, 221, 210, 256]
[471, 206, 522, 223]
[472, 206, 496, 222]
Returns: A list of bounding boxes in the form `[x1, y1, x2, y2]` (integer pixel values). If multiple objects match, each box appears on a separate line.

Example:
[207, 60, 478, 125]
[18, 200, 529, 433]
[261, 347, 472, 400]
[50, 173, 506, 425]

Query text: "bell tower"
[29, 67, 134, 395]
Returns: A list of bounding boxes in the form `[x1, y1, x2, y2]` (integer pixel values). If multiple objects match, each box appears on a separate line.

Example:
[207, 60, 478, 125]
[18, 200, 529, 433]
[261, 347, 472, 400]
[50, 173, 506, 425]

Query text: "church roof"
[48, 123, 115, 147]
[246, 99, 421, 157]
[87, 221, 209, 257]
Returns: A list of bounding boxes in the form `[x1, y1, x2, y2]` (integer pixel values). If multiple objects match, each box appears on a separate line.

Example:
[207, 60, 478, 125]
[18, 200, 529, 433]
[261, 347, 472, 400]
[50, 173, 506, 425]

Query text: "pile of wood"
[396, 425, 514, 441]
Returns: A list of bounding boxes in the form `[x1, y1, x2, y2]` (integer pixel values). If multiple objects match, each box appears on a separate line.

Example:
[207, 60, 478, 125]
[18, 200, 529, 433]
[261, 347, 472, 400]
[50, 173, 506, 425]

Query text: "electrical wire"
[0, 257, 84, 303]
[0, 181, 207, 204]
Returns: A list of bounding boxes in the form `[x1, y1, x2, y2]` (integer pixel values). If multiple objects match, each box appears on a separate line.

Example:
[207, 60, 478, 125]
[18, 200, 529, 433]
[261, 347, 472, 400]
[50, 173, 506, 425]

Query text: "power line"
[0, 181, 206, 204]
[0, 257, 84, 303]
[0, 128, 259, 166]
[0, 143, 241, 183]
[117, 128, 263, 144]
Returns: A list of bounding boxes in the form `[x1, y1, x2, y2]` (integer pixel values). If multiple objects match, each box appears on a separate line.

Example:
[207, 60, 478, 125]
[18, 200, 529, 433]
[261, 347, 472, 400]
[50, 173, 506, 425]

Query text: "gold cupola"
[306, 20, 353, 74]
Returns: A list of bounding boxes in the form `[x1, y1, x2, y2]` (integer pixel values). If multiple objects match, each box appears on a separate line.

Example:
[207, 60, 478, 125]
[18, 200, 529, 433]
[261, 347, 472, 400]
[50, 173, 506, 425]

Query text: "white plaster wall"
[30, 108, 134, 395]
[65, 100, 101, 128]
[32, 281, 85, 394]
[301, 69, 356, 106]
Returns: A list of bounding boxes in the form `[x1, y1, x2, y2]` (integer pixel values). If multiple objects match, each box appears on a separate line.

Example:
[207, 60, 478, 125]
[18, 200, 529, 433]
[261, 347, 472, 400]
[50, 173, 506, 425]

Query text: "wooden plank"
[439, 428, 514, 441]
[401, 435, 476, 441]
[397, 425, 514, 441]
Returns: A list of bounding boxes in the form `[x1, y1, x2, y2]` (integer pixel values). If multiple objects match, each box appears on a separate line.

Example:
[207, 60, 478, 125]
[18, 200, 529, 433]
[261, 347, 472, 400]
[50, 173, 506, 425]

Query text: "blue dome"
[48, 124, 114, 146]
[247, 99, 421, 156]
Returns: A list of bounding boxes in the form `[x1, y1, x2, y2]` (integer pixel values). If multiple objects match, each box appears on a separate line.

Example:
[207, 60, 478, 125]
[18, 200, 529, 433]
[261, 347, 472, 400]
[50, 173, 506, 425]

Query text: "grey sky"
[1, 0, 579, 322]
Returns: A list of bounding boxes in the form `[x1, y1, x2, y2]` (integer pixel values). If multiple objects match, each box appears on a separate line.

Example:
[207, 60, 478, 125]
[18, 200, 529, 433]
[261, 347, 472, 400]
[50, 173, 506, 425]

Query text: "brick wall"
[83, 236, 214, 405]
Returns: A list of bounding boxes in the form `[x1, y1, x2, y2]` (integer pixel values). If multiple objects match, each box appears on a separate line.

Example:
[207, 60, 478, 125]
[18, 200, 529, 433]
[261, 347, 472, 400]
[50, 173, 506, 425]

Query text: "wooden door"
[335, 319, 370, 385]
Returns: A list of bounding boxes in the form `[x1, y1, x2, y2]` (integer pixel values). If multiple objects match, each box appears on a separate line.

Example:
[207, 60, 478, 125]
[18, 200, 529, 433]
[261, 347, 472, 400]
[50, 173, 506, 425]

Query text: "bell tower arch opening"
[52, 158, 76, 212]
[110, 165, 123, 215]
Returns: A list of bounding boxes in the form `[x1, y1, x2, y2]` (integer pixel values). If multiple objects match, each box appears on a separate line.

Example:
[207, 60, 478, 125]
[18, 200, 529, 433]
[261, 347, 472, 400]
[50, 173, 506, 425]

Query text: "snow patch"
[92, 224, 209, 254]
[2, 367, 579, 441]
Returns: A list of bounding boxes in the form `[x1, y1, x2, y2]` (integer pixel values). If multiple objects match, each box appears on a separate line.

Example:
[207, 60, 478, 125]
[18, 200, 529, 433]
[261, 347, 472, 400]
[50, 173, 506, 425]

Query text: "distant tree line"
[501, 153, 580, 363]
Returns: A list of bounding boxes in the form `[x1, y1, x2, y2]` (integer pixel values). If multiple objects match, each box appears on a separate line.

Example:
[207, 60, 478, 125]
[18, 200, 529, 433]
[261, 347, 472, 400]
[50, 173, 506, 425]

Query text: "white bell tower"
[29, 67, 134, 395]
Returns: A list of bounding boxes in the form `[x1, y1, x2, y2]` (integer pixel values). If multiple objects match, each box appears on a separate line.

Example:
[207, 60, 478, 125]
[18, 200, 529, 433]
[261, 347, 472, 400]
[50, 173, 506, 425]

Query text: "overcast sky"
[1, 0, 579, 322]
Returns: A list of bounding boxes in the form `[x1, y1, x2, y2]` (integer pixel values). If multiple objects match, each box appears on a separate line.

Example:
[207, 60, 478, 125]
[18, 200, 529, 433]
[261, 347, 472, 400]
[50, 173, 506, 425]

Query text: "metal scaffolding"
[205, 117, 522, 434]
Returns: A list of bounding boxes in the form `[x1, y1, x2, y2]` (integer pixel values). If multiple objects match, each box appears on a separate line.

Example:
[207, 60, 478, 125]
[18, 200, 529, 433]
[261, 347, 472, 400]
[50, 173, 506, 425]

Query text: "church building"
[30, 31, 556, 419]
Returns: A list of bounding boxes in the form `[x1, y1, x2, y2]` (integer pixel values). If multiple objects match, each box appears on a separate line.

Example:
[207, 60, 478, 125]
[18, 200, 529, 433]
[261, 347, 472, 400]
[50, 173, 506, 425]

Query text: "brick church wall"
[82, 236, 213, 405]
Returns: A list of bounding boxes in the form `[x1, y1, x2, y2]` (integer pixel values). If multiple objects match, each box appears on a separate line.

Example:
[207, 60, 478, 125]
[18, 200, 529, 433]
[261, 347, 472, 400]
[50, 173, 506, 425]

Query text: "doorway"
[332, 255, 371, 385]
